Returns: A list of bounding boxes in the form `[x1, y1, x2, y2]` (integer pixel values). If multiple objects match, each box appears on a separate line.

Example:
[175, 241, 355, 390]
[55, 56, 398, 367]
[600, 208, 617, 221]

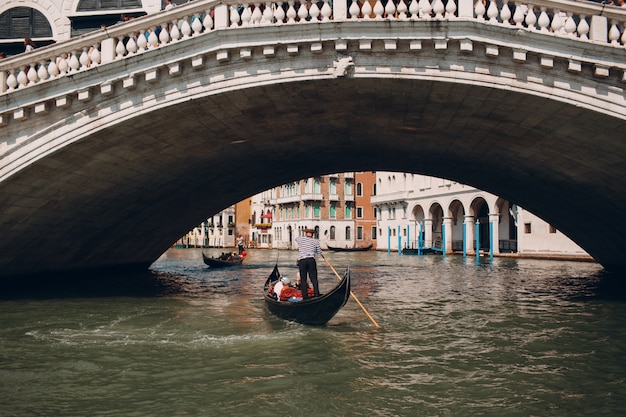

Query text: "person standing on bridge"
[164, 0, 176, 11]
[24, 38, 36, 53]
[295, 228, 322, 299]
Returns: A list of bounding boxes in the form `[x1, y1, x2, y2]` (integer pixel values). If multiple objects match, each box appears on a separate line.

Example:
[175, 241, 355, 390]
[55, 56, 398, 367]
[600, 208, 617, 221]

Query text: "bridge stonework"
[1, 0, 625, 277]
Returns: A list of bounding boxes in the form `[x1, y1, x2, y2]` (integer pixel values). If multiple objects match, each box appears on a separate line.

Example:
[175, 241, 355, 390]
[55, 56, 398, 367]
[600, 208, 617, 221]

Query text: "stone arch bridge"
[1, 0, 626, 278]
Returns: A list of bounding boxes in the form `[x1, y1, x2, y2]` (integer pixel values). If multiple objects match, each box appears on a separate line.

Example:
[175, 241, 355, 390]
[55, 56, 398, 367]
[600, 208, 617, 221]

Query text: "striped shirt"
[295, 235, 322, 260]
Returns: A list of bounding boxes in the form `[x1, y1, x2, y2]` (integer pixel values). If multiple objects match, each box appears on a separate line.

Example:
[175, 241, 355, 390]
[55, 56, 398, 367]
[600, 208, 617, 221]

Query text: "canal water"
[1, 249, 625, 416]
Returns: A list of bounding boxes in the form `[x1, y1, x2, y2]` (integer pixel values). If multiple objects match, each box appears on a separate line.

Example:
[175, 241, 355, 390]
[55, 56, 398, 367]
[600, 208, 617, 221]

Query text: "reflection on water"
[1, 249, 625, 416]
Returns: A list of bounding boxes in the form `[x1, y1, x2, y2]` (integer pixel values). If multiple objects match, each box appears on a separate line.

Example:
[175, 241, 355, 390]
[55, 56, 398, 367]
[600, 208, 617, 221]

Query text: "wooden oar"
[322, 254, 380, 328]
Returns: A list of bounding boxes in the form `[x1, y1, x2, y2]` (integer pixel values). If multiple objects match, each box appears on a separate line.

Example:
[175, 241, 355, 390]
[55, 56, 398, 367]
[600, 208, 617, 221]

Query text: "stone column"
[464, 215, 475, 254]
[489, 212, 500, 256]
[443, 216, 453, 254]
[423, 218, 433, 248]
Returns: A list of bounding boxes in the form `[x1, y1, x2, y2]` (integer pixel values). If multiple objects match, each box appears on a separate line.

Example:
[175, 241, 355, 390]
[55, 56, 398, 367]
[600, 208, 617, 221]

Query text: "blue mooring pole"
[463, 221, 467, 258]
[418, 222, 423, 255]
[397, 226, 402, 255]
[475, 219, 480, 264]
[387, 226, 391, 255]
[407, 224, 411, 250]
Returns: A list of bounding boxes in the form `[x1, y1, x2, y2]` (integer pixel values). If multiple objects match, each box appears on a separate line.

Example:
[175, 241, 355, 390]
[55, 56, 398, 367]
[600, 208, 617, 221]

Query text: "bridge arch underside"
[1, 76, 626, 278]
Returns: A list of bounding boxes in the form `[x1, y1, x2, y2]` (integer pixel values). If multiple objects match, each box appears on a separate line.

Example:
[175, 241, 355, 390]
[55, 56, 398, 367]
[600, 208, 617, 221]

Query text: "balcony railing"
[2, 0, 626, 96]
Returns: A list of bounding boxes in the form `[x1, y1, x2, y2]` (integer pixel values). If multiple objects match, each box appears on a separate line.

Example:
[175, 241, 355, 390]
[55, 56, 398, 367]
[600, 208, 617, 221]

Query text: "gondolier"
[295, 228, 322, 299]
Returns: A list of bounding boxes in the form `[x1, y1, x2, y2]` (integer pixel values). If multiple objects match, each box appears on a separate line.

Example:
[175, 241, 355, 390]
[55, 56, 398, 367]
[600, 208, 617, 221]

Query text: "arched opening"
[0, 7, 54, 56]
[429, 203, 444, 249]
[71, 0, 146, 36]
[471, 198, 491, 252]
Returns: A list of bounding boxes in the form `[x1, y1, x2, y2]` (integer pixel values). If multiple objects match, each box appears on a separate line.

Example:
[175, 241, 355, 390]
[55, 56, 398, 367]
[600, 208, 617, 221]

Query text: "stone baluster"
[373, 0, 385, 19]
[58, 55, 69, 75]
[348, 0, 360, 19]
[47, 58, 59, 78]
[90, 43, 101, 65]
[274, 2, 286, 24]
[126, 36, 136, 54]
[204, 8, 215, 30]
[551, 10, 564, 34]
[362, 1, 373, 19]
[563, 12, 577, 38]
[6, 70, 18, 91]
[298, 1, 309, 21]
[486, 0, 498, 22]
[27, 65, 39, 84]
[115, 37, 127, 58]
[608, 20, 621, 45]
[432, 0, 445, 18]
[577, 15, 589, 40]
[230, 5, 242, 26]
[621, 26, 626, 46]
[261, 2, 273, 24]
[310, 1, 321, 21]
[500, 0, 512, 24]
[537, 7, 550, 32]
[148, 27, 159, 47]
[251, 3, 263, 24]
[191, 13, 203, 34]
[169, 20, 181, 41]
[241, 4, 253, 26]
[474, 0, 486, 20]
[384, 0, 396, 18]
[180, 16, 193, 37]
[37, 60, 49, 81]
[321, 0, 332, 21]
[17, 67, 29, 87]
[409, 0, 420, 19]
[159, 23, 171, 45]
[419, 0, 432, 19]
[513, 2, 525, 27]
[286, 1, 297, 23]
[525, 4, 537, 29]
[68, 51, 81, 72]
[397, 0, 409, 19]
[445, 0, 457, 18]
[79, 47, 91, 69]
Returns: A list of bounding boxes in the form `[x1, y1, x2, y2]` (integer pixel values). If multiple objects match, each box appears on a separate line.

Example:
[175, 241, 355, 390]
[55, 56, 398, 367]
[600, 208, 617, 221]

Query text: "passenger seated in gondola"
[278, 277, 315, 301]
[271, 276, 290, 300]
[219, 252, 229, 260]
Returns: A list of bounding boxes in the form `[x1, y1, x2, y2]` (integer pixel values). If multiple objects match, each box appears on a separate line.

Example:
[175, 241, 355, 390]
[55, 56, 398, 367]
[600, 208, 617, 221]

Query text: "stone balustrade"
[0, 0, 625, 97]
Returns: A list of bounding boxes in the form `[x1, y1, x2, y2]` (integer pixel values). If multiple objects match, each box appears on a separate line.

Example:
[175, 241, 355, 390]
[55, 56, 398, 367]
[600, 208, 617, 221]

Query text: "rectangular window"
[356, 207, 363, 218]
[357, 226, 363, 240]
[372, 226, 377, 240]
[524, 223, 532, 234]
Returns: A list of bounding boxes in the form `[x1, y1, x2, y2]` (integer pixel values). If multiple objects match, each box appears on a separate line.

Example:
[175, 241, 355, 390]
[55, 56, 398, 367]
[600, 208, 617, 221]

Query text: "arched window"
[330, 226, 336, 240]
[0, 7, 52, 39]
[345, 226, 352, 240]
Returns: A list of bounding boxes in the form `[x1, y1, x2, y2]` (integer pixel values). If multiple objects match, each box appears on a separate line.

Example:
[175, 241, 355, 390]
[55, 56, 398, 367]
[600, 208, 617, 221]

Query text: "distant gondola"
[326, 243, 373, 252]
[202, 252, 244, 268]
[263, 264, 350, 325]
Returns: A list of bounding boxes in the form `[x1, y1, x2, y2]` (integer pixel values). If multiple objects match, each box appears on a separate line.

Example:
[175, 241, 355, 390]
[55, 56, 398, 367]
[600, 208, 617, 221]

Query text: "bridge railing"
[1, 0, 626, 96]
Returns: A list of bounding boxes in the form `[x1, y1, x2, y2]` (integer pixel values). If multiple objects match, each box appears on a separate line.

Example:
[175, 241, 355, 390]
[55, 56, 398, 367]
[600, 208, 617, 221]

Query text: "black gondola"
[202, 252, 244, 268]
[326, 243, 373, 252]
[263, 264, 351, 325]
